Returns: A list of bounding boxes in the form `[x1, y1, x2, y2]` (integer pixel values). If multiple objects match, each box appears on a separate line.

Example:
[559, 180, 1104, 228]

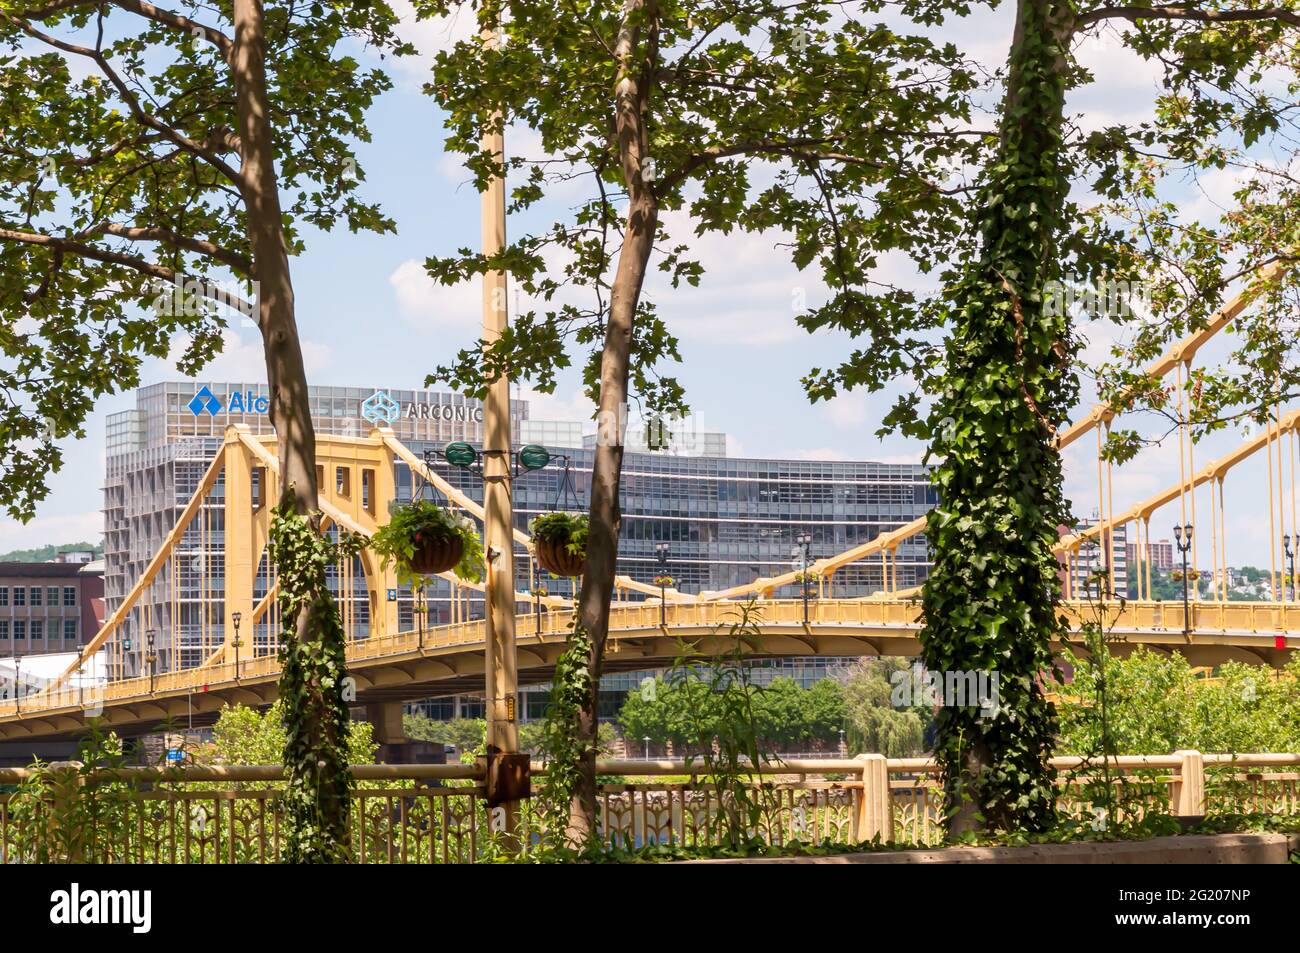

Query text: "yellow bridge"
[2, 267, 1300, 743]
[0, 592, 1295, 742]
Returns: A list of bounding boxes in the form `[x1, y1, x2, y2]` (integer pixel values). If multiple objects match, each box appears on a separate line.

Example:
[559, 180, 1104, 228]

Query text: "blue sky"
[5, 4, 1297, 575]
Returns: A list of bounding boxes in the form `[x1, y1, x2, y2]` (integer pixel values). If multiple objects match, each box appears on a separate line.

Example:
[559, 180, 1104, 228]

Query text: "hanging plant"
[370, 499, 484, 586]
[531, 511, 588, 577]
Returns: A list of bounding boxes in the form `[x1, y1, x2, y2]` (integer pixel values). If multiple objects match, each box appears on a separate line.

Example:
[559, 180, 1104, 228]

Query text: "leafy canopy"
[414, 0, 985, 417]
[0, 0, 412, 519]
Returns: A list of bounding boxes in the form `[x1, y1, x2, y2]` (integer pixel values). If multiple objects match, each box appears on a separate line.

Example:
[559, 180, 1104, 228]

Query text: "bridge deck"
[0, 598, 1294, 742]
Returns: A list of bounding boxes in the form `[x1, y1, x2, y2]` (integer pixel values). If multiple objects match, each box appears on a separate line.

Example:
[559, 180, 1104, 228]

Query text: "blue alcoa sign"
[189, 386, 270, 417]
[227, 390, 270, 414]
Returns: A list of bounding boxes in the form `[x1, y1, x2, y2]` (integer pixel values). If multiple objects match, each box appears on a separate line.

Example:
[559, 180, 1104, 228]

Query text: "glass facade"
[103, 381, 935, 709]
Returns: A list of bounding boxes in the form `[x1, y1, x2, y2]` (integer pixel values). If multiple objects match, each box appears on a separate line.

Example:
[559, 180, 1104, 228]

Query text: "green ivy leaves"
[918, 0, 1077, 837]
[267, 499, 356, 863]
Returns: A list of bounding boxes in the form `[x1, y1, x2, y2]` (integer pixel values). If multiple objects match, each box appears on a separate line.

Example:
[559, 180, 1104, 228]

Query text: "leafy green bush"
[529, 511, 588, 557]
[210, 700, 377, 767]
[1056, 648, 1300, 755]
[370, 499, 484, 585]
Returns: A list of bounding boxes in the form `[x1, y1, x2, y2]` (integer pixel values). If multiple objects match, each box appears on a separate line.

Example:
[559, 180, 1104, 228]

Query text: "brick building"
[0, 560, 104, 659]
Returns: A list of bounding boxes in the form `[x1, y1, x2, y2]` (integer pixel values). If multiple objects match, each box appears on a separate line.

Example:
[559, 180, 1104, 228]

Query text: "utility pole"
[479, 18, 520, 839]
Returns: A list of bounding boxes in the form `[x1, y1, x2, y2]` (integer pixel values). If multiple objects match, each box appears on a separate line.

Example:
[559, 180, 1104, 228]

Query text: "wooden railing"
[1, 751, 1295, 863]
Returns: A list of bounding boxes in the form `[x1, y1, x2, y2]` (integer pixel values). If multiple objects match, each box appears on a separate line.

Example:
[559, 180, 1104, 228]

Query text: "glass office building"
[104, 382, 936, 707]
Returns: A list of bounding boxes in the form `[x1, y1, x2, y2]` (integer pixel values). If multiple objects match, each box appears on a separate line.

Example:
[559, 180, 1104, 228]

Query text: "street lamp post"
[643, 736, 651, 760]
[414, 588, 425, 651]
[1285, 534, 1297, 602]
[796, 533, 812, 624]
[1173, 523, 1193, 636]
[533, 584, 547, 635]
[12, 653, 19, 712]
[146, 629, 158, 694]
[231, 611, 243, 679]
[655, 542, 670, 627]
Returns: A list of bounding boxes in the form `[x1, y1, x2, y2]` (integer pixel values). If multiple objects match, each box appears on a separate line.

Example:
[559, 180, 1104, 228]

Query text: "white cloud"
[822, 391, 871, 431]
[389, 0, 477, 89]
[0, 511, 102, 553]
[163, 328, 332, 381]
[1181, 165, 1259, 227]
[520, 386, 593, 424]
[389, 259, 481, 335]
[643, 215, 815, 348]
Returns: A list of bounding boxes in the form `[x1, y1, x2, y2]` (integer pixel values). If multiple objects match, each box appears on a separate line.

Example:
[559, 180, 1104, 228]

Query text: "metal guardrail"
[1, 752, 1295, 863]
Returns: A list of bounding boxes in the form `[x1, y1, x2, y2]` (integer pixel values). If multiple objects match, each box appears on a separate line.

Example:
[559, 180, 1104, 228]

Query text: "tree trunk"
[231, 0, 349, 853]
[567, 0, 660, 842]
[231, 0, 316, 510]
[921, 0, 1076, 837]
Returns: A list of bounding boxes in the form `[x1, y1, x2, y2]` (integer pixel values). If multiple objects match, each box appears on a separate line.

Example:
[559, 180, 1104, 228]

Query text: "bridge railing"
[1, 751, 1295, 863]
[3, 596, 1295, 723]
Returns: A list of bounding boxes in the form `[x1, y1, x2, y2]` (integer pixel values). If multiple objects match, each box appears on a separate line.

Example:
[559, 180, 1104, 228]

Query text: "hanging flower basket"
[410, 530, 464, 576]
[369, 499, 484, 586]
[531, 512, 588, 577]
[536, 537, 585, 577]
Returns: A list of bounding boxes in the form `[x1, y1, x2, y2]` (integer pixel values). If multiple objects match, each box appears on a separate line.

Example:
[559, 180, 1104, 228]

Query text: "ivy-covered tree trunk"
[568, 0, 661, 842]
[920, 0, 1076, 836]
[232, 0, 352, 860]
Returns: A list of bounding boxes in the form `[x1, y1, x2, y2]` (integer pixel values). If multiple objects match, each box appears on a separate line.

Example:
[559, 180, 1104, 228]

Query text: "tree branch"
[109, 0, 234, 58]
[659, 137, 974, 195]
[19, 0, 235, 58]
[1078, 5, 1300, 29]
[96, 223, 252, 274]
[1, 12, 244, 186]
[0, 226, 257, 320]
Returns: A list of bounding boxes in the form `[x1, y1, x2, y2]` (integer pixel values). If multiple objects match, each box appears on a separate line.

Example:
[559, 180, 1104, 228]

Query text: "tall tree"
[809, 0, 1300, 833]
[416, 0, 985, 837]
[0, 0, 410, 860]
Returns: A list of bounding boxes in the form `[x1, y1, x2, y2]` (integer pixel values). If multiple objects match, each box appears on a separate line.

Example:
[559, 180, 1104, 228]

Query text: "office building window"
[47, 586, 59, 606]
[0, 587, 7, 607]
[64, 586, 77, 607]
[29, 587, 41, 607]
[13, 587, 25, 607]
[64, 619, 77, 641]
[13, 620, 25, 640]
[30, 620, 42, 641]
[0, 620, 7, 640]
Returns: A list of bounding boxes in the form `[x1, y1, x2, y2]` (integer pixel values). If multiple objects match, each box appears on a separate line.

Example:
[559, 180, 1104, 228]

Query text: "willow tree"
[807, 0, 1300, 834]
[417, 0, 985, 838]
[0, 0, 410, 860]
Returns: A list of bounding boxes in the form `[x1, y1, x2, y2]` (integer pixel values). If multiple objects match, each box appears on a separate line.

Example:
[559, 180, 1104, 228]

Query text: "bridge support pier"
[366, 702, 405, 745]
[365, 702, 446, 764]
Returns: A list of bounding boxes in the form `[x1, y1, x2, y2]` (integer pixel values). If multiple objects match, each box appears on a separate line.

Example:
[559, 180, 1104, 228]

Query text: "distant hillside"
[0, 541, 103, 563]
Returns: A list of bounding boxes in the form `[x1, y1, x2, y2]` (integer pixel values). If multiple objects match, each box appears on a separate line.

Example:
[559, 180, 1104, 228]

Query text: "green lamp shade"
[444, 441, 478, 468]
[518, 444, 551, 471]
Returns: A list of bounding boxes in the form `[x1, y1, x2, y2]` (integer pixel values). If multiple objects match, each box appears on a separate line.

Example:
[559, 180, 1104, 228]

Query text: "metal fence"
[2, 752, 1296, 863]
